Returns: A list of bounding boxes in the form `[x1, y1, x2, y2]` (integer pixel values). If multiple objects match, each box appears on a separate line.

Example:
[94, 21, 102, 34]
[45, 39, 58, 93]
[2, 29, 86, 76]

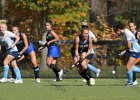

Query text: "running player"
[0, 23, 23, 83]
[73, 26, 95, 86]
[38, 20, 63, 81]
[81, 21, 101, 78]
[115, 22, 140, 86]
[129, 21, 140, 85]
[8, 26, 40, 83]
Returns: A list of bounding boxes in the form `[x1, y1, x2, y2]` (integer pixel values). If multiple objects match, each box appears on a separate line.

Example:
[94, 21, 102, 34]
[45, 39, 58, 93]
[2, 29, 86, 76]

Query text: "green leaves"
[13, 0, 89, 39]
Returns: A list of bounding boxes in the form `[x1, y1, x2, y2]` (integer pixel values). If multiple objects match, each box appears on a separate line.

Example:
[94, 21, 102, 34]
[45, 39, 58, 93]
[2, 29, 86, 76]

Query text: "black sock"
[50, 64, 60, 78]
[33, 66, 40, 79]
[79, 70, 90, 81]
[133, 72, 136, 82]
[10, 66, 16, 79]
[85, 68, 93, 78]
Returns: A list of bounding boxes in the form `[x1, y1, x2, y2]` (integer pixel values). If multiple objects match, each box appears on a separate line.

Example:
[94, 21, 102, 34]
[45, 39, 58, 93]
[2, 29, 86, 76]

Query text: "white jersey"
[2, 31, 18, 52]
[124, 29, 140, 52]
[89, 30, 95, 54]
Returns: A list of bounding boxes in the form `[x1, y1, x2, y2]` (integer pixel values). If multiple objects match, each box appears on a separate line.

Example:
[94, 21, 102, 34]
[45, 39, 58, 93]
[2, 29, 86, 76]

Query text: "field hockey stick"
[70, 57, 87, 68]
[64, 56, 88, 74]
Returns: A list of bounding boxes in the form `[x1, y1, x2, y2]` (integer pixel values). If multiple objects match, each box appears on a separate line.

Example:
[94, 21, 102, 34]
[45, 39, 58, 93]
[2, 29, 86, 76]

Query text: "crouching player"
[73, 27, 95, 86]
[9, 26, 40, 83]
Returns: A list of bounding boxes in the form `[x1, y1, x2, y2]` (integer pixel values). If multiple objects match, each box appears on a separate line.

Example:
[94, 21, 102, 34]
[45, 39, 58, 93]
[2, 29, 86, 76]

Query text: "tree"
[12, 0, 89, 70]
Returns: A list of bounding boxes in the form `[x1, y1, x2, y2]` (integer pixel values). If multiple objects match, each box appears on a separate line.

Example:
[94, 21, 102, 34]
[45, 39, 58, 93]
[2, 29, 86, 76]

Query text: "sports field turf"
[0, 78, 140, 100]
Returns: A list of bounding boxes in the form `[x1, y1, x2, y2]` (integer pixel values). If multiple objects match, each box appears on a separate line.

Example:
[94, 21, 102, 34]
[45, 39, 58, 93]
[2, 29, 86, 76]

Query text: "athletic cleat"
[14, 79, 23, 84]
[89, 78, 95, 85]
[35, 78, 41, 83]
[0, 78, 7, 83]
[53, 77, 63, 82]
[82, 79, 87, 83]
[86, 78, 95, 86]
[125, 82, 133, 86]
[96, 69, 101, 77]
[133, 80, 138, 85]
[7, 78, 15, 83]
[58, 69, 63, 80]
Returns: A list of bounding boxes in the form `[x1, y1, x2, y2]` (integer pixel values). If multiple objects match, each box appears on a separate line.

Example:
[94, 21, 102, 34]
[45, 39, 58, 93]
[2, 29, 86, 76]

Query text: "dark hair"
[46, 20, 52, 25]
[81, 25, 89, 29]
[129, 21, 136, 26]
[12, 26, 20, 30]
[81, 26, 89, 33]
[113, 22, 125, 31]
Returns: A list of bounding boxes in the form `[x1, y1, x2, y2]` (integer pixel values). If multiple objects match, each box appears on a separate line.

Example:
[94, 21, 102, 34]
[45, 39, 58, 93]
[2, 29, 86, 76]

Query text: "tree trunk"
[40, 31, 48, 71]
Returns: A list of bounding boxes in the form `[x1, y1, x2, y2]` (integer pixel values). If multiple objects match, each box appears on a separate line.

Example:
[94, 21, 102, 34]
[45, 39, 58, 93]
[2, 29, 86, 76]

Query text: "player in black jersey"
[38, 20, 63, 81]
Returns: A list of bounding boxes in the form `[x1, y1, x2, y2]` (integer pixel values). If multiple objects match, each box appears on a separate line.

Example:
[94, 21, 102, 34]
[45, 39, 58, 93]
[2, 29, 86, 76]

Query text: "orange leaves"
[80, 12, 87, 17]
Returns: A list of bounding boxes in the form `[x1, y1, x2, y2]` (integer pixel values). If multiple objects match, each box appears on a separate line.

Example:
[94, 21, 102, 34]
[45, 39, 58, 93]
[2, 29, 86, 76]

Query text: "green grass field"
[0, 78, 140, 100]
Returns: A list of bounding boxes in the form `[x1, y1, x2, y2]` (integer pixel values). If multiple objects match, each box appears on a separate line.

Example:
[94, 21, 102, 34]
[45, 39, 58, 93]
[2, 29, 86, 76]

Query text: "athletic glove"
[16, 53, 23, 59]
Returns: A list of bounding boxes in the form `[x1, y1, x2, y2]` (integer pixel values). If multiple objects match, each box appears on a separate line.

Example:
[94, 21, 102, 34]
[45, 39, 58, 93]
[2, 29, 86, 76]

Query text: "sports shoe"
[89, 78, 95, 85]
[35, 78, 41, 83]
[58, 69, 63, 80]
[14, 79, 23, 84]
[53, 77, 63, 82]
[133, 80, 138, 85]
[0, 78, 7, 83]
[82, 79, 87, 82]
[7, 78, 15, 83]
[86, 78, 95, 86]
[125, 82, 133, 86]
[96, 69, 101, 77]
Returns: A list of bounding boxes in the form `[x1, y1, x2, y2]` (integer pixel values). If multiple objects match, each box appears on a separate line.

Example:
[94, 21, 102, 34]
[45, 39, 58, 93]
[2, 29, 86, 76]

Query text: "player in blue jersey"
[0, 23, 23, 83]
[74, 27, 95, 86]
[38, 20, 63, 81]
[8, 26, 40, 83]
[115, 22, 140, 86]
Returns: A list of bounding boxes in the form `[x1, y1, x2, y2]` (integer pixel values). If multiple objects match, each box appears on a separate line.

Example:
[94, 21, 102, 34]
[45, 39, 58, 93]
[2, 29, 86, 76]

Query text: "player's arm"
[93, 37, 97, 42]
[89, 31, 97, 42]
[127, 40, 131, 49]
[11, 33, 20, 48]
[20, 33, 28, 54]
[137, 32, 140, 38]
[47, 30, 59, 45]
[75, 36, 79, 60]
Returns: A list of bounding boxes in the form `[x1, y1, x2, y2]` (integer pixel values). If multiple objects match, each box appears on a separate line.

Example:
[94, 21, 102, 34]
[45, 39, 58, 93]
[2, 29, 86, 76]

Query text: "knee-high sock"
[50, 64, 60, 78]
[127, 70, 133, 84]
[3, 65, 9, 78]
[85, 68, 93, 78]
[33, 66, 40, 79]
[10, 66, 16, 79]
[14, 67, 22, 80]
[88, 64, 97, 74]
[133, 72, 136, 82]
[79, 70, 90, 81]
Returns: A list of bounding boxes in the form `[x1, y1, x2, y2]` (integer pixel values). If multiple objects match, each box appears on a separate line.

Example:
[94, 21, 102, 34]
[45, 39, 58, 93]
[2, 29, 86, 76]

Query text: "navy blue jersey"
[78, 34, 89, 53]
[16, 33, 29, 52]
[46, 30, 57, 45]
